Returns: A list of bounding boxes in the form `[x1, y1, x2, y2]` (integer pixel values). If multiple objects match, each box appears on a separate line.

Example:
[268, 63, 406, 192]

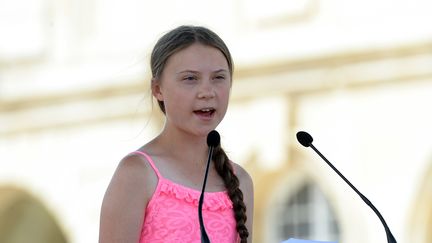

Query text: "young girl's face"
[153, 43, 231, 136]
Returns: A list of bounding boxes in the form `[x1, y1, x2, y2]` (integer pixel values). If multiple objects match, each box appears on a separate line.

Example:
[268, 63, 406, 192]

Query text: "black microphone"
[296, 131, 397, 243]
[198, 130, 220, 243]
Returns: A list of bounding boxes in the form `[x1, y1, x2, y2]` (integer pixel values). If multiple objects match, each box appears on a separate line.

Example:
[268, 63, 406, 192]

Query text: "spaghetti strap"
[131, 151, 162, 179]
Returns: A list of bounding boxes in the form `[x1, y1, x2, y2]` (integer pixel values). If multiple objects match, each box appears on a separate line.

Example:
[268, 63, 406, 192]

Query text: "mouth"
[193, 108, 216, 118]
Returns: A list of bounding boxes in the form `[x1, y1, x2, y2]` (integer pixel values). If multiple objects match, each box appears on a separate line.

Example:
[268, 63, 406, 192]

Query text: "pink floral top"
[132, 151, 239, 243]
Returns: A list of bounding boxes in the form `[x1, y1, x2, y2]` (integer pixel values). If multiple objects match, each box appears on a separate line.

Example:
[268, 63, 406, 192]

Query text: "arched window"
[0, 186, 68, 243]
[274, 182, 340, 242]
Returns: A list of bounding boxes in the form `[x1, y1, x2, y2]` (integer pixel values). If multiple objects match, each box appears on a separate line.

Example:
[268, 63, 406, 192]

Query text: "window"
[275, 182, 340, 242]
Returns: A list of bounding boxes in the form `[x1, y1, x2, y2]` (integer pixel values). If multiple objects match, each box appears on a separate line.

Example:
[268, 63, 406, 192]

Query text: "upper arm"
[99, 154, 157, 243]
[234, 164, 254, 243]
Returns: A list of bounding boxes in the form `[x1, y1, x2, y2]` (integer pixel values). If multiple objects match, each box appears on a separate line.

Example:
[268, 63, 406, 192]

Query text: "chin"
[191, 126, 219, 137]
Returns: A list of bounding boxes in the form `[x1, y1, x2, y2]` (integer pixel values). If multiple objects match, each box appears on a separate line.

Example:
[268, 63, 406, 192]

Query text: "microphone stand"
[308, 143, 397, 243]
[297, 131, 396, 243]
[198, 145, 213, 243]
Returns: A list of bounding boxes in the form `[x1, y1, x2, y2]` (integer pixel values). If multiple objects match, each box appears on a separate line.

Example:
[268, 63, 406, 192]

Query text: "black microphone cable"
[296, 131, 397, 243]
[198, 130, 220, 243]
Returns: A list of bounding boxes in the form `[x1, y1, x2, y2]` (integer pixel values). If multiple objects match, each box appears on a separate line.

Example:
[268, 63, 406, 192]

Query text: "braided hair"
[213, 145, 249, 242]
[150, 25, 249, 242]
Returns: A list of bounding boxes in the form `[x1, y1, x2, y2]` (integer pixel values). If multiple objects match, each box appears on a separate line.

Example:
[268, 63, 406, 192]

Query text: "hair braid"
[213, 145, 249, 242]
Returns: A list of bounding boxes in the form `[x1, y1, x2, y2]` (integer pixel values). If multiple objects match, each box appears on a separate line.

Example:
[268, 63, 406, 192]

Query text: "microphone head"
[207, 130, 220, 147]
[296, 131, 313, 147]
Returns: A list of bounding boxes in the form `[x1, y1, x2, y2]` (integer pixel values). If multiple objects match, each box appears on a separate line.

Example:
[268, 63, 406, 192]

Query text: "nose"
[197, 81, 215, 99]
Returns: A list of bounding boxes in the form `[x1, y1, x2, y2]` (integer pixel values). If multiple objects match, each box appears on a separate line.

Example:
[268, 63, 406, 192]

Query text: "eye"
[182, 75, 198, 83]
[184, 76, 196, 80]
[213, 75, 226, 82]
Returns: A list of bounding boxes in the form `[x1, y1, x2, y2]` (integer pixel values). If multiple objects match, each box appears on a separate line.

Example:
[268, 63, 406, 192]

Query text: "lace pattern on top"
[132, 151, 239, 243]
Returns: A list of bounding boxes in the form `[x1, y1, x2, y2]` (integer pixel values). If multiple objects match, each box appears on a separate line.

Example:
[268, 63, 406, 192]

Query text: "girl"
[99, 25, 254, 243]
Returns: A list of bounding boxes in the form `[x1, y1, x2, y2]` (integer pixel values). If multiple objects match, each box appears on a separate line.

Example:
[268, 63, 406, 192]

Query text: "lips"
[193, 108, 216, 118]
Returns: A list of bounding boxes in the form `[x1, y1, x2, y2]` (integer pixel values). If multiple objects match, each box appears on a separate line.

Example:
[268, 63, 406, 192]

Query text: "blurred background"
[1, 0, 431, 242]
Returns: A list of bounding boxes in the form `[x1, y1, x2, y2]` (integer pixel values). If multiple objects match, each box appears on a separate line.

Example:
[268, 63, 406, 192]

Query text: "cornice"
[1, 41, 431, 136]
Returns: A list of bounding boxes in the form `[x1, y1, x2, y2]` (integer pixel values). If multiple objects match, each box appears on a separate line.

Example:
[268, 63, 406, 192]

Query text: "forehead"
[163, 43, 229, 74]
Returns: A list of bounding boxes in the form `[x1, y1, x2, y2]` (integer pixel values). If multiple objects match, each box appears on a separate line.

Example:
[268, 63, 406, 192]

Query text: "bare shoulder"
[230, 162, 254, 205]
[231, 162, 254, 242]
[99, 152, 158, 243]
[109, 152, 158, 199]
[118, 152, 153, 175]
[101, 151, 158, 217]
[231, 162, 254, 190]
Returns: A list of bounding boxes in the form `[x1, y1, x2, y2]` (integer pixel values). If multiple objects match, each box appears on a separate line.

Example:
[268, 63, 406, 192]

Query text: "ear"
[151, 78, 164, 101]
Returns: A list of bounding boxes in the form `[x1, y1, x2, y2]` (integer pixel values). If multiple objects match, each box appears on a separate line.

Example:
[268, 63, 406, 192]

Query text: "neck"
[153, 128, 210, 165]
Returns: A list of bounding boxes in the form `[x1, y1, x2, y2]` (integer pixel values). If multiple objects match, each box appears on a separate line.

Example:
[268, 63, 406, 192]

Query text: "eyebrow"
[177, 69, 229, 75]
[213, 69, 229, 73]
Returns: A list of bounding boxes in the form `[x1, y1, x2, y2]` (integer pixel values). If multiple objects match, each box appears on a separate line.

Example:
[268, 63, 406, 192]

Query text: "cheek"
[159, 83, 179, 101]
[162, 88, 191, 111]
[218, 87, 231, 111]
[219, 85, 231, 101]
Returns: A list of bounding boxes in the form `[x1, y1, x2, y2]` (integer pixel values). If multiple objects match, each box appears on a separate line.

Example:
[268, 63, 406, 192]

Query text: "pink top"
[132, 151, 239, 243]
